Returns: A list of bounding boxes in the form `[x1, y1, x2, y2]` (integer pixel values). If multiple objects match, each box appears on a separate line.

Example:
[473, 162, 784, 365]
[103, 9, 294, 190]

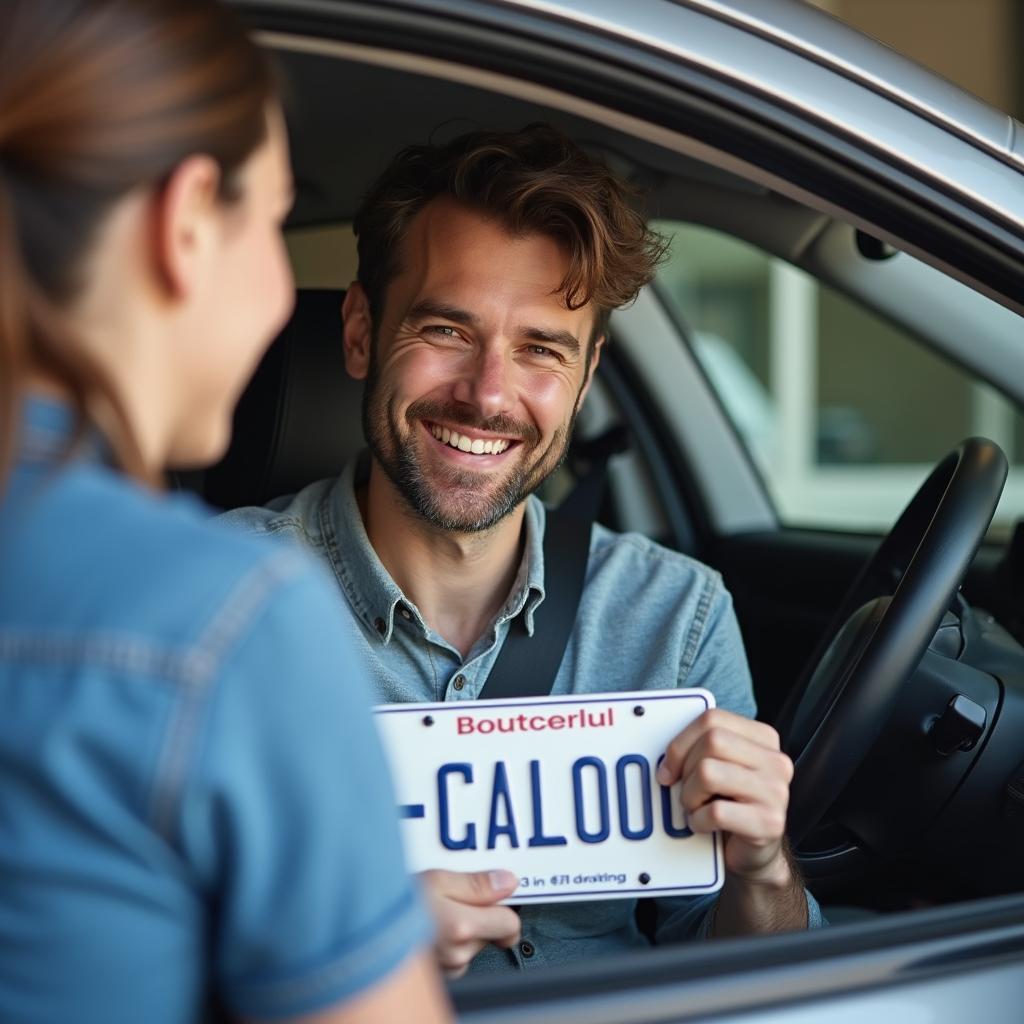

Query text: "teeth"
[429, 423, 511, 456]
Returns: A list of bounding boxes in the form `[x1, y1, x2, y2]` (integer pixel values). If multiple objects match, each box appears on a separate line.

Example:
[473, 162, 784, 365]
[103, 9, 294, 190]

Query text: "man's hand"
[656, 708, 806, 935]
[420, 869, 521, 978]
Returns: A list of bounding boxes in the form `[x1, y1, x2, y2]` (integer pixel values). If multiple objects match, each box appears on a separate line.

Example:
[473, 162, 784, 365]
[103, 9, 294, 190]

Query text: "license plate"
[374, 690, 723, 903]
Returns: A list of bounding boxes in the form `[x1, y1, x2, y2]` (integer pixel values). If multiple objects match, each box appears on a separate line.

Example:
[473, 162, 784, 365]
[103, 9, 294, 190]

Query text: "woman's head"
[0, 0, 293, 484]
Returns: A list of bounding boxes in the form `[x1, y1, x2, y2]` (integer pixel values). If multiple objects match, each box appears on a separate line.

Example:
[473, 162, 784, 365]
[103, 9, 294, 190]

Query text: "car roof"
[497, 0, 1024, 169]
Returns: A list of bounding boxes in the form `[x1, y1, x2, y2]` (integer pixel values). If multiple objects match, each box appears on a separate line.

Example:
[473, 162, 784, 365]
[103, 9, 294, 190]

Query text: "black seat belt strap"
[478, 426, 628, 701]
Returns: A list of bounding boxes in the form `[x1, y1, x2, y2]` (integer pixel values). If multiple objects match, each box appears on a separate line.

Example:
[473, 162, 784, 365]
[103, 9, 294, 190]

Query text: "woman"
[0, 2, 449, 1022]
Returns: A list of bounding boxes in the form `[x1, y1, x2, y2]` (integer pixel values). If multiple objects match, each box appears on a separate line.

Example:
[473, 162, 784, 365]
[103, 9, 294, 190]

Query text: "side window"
[654, 221, 1024, 535]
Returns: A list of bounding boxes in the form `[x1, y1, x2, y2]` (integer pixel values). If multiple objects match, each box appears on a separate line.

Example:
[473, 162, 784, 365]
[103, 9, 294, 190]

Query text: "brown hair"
[0, 0, 276, 488]
[353, 123, 668, 351]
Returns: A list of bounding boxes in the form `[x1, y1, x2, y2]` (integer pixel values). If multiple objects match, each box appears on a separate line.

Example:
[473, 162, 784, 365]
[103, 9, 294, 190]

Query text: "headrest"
[202, 289, 364, 510]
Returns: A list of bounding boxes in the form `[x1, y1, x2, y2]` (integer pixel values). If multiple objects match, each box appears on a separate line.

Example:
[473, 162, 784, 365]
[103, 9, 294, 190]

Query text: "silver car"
[218, 1, 1024, 1018]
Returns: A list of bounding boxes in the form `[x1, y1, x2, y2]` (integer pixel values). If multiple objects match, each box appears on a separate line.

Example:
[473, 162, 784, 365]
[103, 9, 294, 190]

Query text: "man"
[223, 123, 823, 976]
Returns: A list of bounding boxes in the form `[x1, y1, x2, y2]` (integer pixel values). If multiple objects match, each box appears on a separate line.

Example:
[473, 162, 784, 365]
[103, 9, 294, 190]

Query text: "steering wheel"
[778, 438, 1008, 847]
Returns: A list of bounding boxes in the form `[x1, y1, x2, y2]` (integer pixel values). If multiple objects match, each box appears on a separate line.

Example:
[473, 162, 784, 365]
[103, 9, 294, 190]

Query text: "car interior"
[180, 36, 1024, 948]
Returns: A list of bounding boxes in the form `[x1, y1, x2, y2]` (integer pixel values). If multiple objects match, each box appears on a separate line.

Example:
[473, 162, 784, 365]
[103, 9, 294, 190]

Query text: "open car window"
[654, 221, 1024, 537]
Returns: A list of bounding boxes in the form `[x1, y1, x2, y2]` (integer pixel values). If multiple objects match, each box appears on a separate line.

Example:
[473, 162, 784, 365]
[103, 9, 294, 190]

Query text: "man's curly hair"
[353, 123, 669, 346]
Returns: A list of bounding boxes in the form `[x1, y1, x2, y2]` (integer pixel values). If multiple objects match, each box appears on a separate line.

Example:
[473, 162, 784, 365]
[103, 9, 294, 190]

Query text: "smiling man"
[223, 124, 823, 975]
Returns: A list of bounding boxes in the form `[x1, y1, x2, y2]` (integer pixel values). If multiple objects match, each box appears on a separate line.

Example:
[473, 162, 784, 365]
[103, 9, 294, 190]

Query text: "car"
[206, 0, 1024, 1018]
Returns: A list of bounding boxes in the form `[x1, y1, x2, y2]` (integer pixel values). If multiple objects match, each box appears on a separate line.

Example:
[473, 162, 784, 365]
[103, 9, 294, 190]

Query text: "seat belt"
[477, 426, 629, 700]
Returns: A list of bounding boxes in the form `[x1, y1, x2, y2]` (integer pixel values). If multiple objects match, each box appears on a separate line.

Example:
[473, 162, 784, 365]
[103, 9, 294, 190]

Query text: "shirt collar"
[16, 395, 107, 466]
[330, 451, 547, 646]
[508, 493, 547, 635]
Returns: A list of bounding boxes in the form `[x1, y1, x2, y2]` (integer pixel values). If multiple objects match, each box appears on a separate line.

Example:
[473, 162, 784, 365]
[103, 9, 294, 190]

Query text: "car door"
[238, 0, 1024, 1018]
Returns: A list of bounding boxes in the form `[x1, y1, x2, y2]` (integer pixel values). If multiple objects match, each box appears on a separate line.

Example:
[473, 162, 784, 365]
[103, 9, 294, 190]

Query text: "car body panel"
[683, 0, 1023, 164]
[453, 896, 1024, 1021]
[488, 0, 1024, 226]
[230, 1, 1024, 1018]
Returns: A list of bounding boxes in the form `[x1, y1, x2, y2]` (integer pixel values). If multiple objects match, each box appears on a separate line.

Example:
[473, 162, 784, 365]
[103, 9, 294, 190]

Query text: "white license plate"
[374, 690, 723, 903]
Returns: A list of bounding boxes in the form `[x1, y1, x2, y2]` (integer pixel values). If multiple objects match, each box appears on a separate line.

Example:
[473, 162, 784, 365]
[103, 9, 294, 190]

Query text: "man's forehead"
[392, 198, 596, 334]
[402, 198, 562, 276]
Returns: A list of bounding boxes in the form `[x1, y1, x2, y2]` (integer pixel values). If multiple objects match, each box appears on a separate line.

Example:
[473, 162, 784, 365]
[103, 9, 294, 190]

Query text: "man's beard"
[361, 356, 579, 533]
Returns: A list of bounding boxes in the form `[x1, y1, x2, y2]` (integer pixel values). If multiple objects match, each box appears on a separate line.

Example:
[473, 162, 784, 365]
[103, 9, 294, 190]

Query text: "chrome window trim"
[680, 0, 1021, 168]
[493, 0, 1023, 170]
[478, 0, 1024, 229]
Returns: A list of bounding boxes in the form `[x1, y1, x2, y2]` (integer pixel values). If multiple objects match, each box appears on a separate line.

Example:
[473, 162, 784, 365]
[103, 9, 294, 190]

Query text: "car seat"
[200, 289, 362, 510]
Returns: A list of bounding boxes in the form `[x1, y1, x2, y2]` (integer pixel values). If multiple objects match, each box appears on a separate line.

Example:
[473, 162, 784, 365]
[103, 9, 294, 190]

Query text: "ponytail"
[0, 164, 152, 488]
[0, 168, 29, 486]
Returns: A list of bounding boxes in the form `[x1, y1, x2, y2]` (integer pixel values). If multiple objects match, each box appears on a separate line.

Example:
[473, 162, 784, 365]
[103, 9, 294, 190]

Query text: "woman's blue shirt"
[0, 399, 431, 1023]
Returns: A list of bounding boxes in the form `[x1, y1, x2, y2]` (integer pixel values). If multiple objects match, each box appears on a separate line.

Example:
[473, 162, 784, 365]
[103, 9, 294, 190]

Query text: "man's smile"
[424, 420, 519, 459]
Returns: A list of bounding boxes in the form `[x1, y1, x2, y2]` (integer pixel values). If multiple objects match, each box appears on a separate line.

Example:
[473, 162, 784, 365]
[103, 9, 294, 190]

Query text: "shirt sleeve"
[679, 575, 757, 718]
[657, 574, 826, 942]
[177, 553, 433, 1020]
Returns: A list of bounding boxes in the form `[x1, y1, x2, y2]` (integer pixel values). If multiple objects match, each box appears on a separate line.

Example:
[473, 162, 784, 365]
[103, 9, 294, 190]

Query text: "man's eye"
[425, 325, 459, 338]
[527, 344, 556, 358]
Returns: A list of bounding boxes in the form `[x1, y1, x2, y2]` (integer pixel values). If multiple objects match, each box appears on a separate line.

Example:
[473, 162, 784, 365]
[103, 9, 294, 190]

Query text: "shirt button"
[399, 607, 412, 621]
[374, 617, 386, 636]
[519, 940, 535, 958]
[453, 674, 466, 691]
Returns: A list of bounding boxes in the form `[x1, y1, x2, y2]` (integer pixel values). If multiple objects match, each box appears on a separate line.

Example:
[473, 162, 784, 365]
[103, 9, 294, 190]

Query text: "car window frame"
[242, 1, 1024, 1016]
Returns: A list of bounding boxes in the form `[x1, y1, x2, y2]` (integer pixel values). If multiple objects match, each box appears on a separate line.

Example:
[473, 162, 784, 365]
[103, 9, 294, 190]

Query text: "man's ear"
[342, 282, 373, 380]
[153, 155, 221, 299]
[579, 333, 605, 403]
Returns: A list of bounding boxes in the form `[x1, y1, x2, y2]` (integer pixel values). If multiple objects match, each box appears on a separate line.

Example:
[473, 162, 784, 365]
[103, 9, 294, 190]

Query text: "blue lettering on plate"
[616, 754, 653, 840]
[572, 756, 610, 844]
[487, 761, 519, 849]
[657, 754, 693, 838]
[438, 763, 476, 850]
[528, 759, 567, 847]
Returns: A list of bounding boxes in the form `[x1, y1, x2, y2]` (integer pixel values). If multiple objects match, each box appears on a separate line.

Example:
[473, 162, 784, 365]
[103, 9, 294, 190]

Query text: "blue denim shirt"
[0, 402, 432, 1024]
[222, 455, 824, 972]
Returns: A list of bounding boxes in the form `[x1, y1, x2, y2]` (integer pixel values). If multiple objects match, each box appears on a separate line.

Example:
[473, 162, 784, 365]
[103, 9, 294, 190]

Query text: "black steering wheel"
[778, 438, 1008, 847]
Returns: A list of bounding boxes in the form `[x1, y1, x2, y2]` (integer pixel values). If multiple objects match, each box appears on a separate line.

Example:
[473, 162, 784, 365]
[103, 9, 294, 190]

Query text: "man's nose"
[452, 345, 516, 420]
